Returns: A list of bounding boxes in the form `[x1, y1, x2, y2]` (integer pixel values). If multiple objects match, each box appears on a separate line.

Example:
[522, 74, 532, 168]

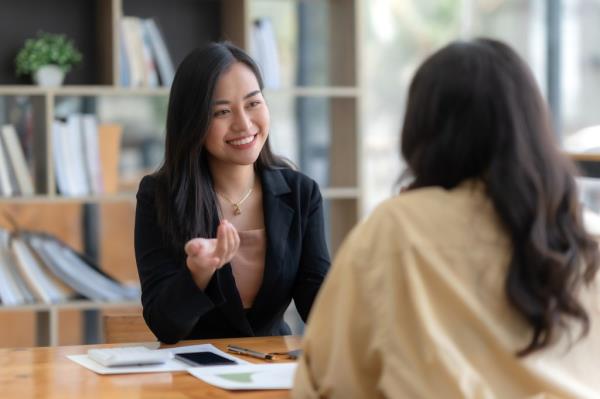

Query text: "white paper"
[188, 363, 297, 390]
[67, 344, 249, 375]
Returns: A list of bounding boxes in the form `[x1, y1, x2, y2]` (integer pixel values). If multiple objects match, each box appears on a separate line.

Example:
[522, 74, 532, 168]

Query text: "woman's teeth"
[229, 135, 255, 145]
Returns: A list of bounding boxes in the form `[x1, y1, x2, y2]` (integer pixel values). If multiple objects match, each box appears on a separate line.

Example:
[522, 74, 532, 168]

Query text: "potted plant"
[15, 31, 83, 87]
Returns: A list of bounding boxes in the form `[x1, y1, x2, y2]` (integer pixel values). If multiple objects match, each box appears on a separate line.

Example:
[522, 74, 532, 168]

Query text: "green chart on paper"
[217, 372, 256, 383]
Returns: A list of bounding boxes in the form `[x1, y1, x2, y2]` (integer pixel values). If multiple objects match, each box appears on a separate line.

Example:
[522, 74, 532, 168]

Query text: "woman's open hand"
[184, 220, 240, 289]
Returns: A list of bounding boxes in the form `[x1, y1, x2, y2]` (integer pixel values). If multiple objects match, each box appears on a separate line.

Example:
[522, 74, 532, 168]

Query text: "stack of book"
[0, 227, 140, 306]
[119, 17, 175, 87]
[52, 116, 122, 196]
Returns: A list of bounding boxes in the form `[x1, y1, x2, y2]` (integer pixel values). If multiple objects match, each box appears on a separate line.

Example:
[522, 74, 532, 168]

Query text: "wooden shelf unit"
[0, 0, 362, 346]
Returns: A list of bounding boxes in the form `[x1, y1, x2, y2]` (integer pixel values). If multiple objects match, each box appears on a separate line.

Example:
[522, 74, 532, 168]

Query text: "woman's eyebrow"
[213, 90, 261, 105]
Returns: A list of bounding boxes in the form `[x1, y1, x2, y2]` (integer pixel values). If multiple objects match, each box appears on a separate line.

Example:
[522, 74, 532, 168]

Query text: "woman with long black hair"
[293, 38, 600, 398]
[135, 42, 330, 343]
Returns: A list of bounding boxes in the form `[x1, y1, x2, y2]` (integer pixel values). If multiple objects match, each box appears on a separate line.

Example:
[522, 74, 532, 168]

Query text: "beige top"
[293, 181, 600, 399]
[230, 228, 266, 309]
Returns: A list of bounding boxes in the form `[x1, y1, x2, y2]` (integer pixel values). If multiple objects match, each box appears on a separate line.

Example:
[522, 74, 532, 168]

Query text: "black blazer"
[134, 167, 331, 344]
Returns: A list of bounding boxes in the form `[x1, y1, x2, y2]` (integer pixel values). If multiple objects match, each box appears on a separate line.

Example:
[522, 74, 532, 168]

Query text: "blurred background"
[363, 0, 600, 213]
[0, 0, 599, 348]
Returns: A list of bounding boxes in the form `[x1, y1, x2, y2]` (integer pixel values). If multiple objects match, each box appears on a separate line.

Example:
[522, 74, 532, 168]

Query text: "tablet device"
[174, 351, 237, 367]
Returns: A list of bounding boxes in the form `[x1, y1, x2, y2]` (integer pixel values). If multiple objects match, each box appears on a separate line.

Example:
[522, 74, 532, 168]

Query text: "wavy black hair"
[401, 38, 598, 356]
[154, 42, 288, 252]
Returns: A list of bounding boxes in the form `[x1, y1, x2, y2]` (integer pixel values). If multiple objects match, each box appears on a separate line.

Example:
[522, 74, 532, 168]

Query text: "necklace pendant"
[233, 204, 241, 216]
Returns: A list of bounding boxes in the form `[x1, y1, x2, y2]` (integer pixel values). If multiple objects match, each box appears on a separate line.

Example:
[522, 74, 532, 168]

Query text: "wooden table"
[0, 336, 301, 398]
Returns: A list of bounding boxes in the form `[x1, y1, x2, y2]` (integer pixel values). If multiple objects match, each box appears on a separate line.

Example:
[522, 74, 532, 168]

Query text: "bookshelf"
[0, 0, 362, 346]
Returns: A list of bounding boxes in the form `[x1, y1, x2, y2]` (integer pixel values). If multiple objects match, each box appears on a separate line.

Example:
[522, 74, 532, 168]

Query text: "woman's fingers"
[214, 221, 228, 265]
[226, 221, 240, 262]
[228, 222, 240, 259]
[185, 238, 219, 270]
[213, 220, 240, 267]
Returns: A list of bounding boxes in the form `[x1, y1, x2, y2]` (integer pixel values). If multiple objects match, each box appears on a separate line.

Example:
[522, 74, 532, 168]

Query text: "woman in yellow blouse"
[293, 38, 600, 398]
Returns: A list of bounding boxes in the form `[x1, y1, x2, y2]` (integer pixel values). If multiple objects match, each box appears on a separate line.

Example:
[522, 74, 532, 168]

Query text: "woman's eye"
[247, 101, 261, 108]
[213, 109, 230, 117]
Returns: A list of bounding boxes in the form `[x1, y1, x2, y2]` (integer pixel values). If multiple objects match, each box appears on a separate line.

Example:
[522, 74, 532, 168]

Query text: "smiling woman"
[134, 42, 331, 343]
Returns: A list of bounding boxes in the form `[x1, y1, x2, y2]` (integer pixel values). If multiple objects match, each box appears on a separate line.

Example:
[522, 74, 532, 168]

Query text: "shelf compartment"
[0, 0, 114, 85]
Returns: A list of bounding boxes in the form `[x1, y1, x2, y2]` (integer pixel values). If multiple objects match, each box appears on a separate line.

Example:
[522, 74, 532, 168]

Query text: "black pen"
[226, 345, 273, 360]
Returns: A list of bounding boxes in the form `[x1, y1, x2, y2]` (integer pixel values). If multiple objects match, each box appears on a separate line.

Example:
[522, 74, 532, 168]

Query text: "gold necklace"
[217, 187, 253, 216]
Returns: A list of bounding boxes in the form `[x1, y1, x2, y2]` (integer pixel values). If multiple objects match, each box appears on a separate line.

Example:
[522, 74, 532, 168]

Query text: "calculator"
[87, 346, 172, 367]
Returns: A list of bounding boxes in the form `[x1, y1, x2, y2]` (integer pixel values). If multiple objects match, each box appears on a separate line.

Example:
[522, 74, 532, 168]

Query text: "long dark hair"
[401, 38, 598, 356]
[154, 42, 288, 252]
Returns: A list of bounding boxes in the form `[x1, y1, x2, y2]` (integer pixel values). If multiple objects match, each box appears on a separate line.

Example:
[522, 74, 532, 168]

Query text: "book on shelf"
[51, 120, 73, 196]
[3, 96, 35, 172]
[0, 229, 35, 305]
[121, 16, 147, 87]
[0, 132, 15, 197]
[251, 17, 281, 89]
[1, 124, 35, 196]
[66, 114, 91, 195]
[140, 20, 160, 87]
[118, 22, 132, 87]
[81, 115, 104, 195]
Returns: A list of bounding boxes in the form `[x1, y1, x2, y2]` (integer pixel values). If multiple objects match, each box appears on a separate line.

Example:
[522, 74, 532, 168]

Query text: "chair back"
[103, 313, 156, 344]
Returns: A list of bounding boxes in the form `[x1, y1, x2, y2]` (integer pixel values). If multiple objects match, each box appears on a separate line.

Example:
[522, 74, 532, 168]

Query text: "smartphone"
[174, 351, 237, 367]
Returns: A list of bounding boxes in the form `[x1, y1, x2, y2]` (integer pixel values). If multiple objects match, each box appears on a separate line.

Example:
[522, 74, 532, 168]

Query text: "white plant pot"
[33, 65, 65, 87]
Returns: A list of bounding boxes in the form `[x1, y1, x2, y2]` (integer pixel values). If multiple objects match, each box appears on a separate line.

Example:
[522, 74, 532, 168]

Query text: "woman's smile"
[226, 134, 258, 149]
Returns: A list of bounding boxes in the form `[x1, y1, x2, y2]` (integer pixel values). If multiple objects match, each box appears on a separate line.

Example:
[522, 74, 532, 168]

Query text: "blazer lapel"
[250, 168, 294, 313]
